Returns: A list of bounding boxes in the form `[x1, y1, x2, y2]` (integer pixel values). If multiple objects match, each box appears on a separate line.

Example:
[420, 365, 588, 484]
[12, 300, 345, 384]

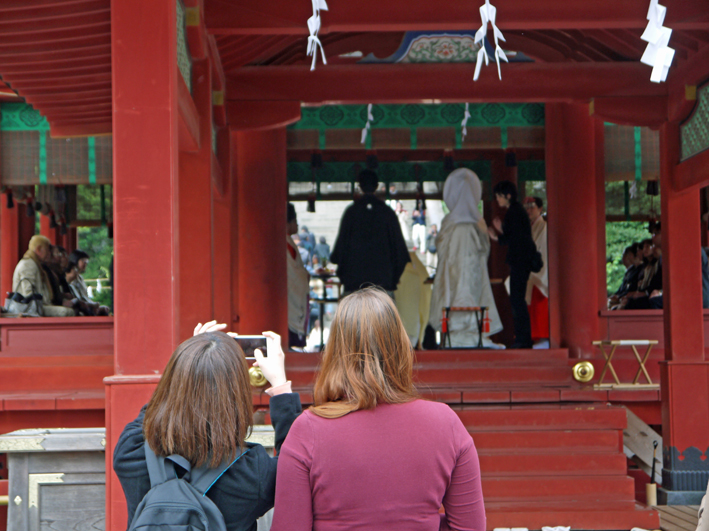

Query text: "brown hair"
[310, 288, 418, 419]
[143, 332, 253, 468]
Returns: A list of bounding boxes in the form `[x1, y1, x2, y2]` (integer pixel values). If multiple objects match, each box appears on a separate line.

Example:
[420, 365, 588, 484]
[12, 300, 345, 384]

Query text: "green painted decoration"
[289, 103, 545, 131]
[288, 159, 544, 185]
[517, 160, 546, 182]
[88, 137, 97, 185]
[176, 0, 192, 93]
[38, 132, 47, 185]
[0, 102, 50, 131]
[680, 83, 709, 161]
[634, 126, 642, 181]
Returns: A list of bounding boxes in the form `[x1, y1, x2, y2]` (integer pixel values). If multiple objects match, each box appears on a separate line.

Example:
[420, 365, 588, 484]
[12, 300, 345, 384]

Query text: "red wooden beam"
[226, 100, 301, 130]
[673, 148, 709, 194]
[205, 0, 709, 35]
[591, 96, 668, 127]
[226, 63, 667, 104]
[178, 72, 200, 152]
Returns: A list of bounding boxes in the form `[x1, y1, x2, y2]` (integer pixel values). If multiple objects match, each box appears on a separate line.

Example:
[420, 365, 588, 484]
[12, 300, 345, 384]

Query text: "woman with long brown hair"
[113, 325, 301, 531]
[271, 289, 485, 531]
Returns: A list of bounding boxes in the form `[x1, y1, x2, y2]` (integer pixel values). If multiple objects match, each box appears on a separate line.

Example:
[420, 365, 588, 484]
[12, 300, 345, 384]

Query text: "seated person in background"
[430, 168, 503, 348]
[12, 235, 75, 316]
[68, 249, 110, 316]
[43, 245, 70, 306]
[608, 243, 642, 309]
[623, 231, 663, 309]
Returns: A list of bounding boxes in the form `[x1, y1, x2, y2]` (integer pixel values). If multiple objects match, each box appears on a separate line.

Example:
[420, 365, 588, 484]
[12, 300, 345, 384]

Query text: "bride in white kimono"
[429, 168, 503, 348]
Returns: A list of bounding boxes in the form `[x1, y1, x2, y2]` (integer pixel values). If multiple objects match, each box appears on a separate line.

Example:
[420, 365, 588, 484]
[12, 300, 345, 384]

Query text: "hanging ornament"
[629, 181, 638, 199]
[306, 0, 328, 71]
[361, 104, 374, 144]
[640, 0, 675, 83]
[461, 103, 471, 140]
[473, 0, 508, 81]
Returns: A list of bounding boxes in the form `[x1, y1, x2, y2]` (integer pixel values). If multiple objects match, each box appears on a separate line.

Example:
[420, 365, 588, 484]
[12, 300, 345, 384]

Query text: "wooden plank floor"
[657, 506, 699, 531]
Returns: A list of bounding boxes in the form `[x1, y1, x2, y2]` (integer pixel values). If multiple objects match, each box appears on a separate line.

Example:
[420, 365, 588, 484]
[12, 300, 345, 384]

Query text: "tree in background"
[605, 221, 651, 295]
[77, 185, 113, 307]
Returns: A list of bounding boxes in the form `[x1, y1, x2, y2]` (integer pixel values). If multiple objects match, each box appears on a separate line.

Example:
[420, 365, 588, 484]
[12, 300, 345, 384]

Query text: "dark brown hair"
[310, 288, 418, 419]
[144, 332, 253, 468]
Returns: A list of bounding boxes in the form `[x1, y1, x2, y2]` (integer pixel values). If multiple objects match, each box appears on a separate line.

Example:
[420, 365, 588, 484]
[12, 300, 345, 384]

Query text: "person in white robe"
[429, 168, 503, 348]
[394, 251, 432, 348]
[287, 204, 310, 348]
[525, 197, 549, 344]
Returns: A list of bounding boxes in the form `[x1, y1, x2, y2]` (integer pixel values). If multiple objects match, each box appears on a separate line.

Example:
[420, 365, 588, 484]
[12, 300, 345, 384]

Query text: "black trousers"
[509, 264, 533, 347]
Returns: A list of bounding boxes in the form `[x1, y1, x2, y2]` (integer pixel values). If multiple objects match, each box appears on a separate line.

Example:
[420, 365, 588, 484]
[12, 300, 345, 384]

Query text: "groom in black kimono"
[330, 170, 410, 296]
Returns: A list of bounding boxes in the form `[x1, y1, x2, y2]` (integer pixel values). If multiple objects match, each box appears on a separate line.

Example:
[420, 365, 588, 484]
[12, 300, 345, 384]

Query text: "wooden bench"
[592, 339, 659, 389]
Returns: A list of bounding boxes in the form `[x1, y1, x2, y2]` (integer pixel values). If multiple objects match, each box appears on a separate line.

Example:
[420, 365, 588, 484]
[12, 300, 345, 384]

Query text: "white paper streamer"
[306, 0, 328, 71]
[361, 104, 374, 144]
[473, 0, 508, 81]
[461, 103, 471, 140]
[640, 0, 674, 83]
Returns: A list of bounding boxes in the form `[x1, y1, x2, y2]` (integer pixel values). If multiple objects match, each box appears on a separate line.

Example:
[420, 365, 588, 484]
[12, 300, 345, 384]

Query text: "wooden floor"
[657, 506, 699, 531]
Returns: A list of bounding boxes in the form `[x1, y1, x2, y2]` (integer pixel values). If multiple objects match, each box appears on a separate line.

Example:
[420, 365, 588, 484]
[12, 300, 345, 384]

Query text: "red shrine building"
[1, 1, 709, 530]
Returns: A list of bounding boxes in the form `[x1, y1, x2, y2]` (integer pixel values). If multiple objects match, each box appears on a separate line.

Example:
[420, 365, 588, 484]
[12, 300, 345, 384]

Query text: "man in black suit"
[488, 180, 537, 348]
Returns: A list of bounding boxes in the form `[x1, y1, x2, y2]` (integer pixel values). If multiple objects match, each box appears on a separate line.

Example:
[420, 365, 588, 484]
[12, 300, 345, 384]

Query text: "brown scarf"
[22, 250, 54, 301]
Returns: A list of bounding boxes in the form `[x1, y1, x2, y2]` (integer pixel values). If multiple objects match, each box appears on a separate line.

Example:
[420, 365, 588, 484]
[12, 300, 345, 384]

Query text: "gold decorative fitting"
[588, 99, 595, 116]
[185, 7, 200, 26]
[686, 85, 697, 101]
[249, 367, 267, 387]
[212, 91, 224, 106]
[573, 361, 595, 383]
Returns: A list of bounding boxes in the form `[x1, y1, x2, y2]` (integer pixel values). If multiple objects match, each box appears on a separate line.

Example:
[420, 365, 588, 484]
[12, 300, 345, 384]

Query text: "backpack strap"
[144, 443, 192, 488]
[190, 448, 251, 496]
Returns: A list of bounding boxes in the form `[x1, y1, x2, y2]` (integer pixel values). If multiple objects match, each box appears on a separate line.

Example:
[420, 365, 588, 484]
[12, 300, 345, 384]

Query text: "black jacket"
[498, 201, 536, 268]
[330, 194, 411, 292]
[615, 264, 642, 298]
[113, 393, 301, 531]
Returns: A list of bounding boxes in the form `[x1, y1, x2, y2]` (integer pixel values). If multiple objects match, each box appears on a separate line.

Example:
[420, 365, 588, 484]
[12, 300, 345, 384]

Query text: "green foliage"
[605, 221, 651, 295]
[76, 185, 113, 307]
[605, 181, 661, 218]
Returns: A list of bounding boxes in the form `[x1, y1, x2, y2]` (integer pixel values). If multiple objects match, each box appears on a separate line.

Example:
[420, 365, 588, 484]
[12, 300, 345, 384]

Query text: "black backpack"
[128, 443, 249, 531]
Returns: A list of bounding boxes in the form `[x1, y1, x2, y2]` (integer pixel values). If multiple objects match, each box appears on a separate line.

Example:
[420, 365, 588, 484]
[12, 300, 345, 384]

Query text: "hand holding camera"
[193, 322, 288, 390]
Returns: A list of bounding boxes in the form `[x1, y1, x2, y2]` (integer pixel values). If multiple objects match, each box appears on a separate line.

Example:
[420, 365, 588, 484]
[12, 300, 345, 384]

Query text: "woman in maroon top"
[271, 288, 486, 531]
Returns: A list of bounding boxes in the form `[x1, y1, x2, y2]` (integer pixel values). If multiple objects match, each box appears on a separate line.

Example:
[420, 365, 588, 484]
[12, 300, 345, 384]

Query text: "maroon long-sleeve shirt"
[271, 399, 486, 531]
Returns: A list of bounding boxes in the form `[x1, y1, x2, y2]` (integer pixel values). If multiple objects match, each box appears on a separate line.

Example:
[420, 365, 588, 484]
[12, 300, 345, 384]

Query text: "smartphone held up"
[234, 335, 268, 360]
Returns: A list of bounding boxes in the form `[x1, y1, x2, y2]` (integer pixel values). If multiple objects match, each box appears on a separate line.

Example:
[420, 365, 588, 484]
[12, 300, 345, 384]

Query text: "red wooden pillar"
[545, 103, 601, 357]
[0, 201, 19, 299]
[594, 120, 608, 338]
[658, 121, 709, 503]
[212, 129, 233, 326]
[177, 59, 214, 341]
[106, 1, 181, 531]
[39, 216, 57, 245]
[234, 128, 289, 341]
